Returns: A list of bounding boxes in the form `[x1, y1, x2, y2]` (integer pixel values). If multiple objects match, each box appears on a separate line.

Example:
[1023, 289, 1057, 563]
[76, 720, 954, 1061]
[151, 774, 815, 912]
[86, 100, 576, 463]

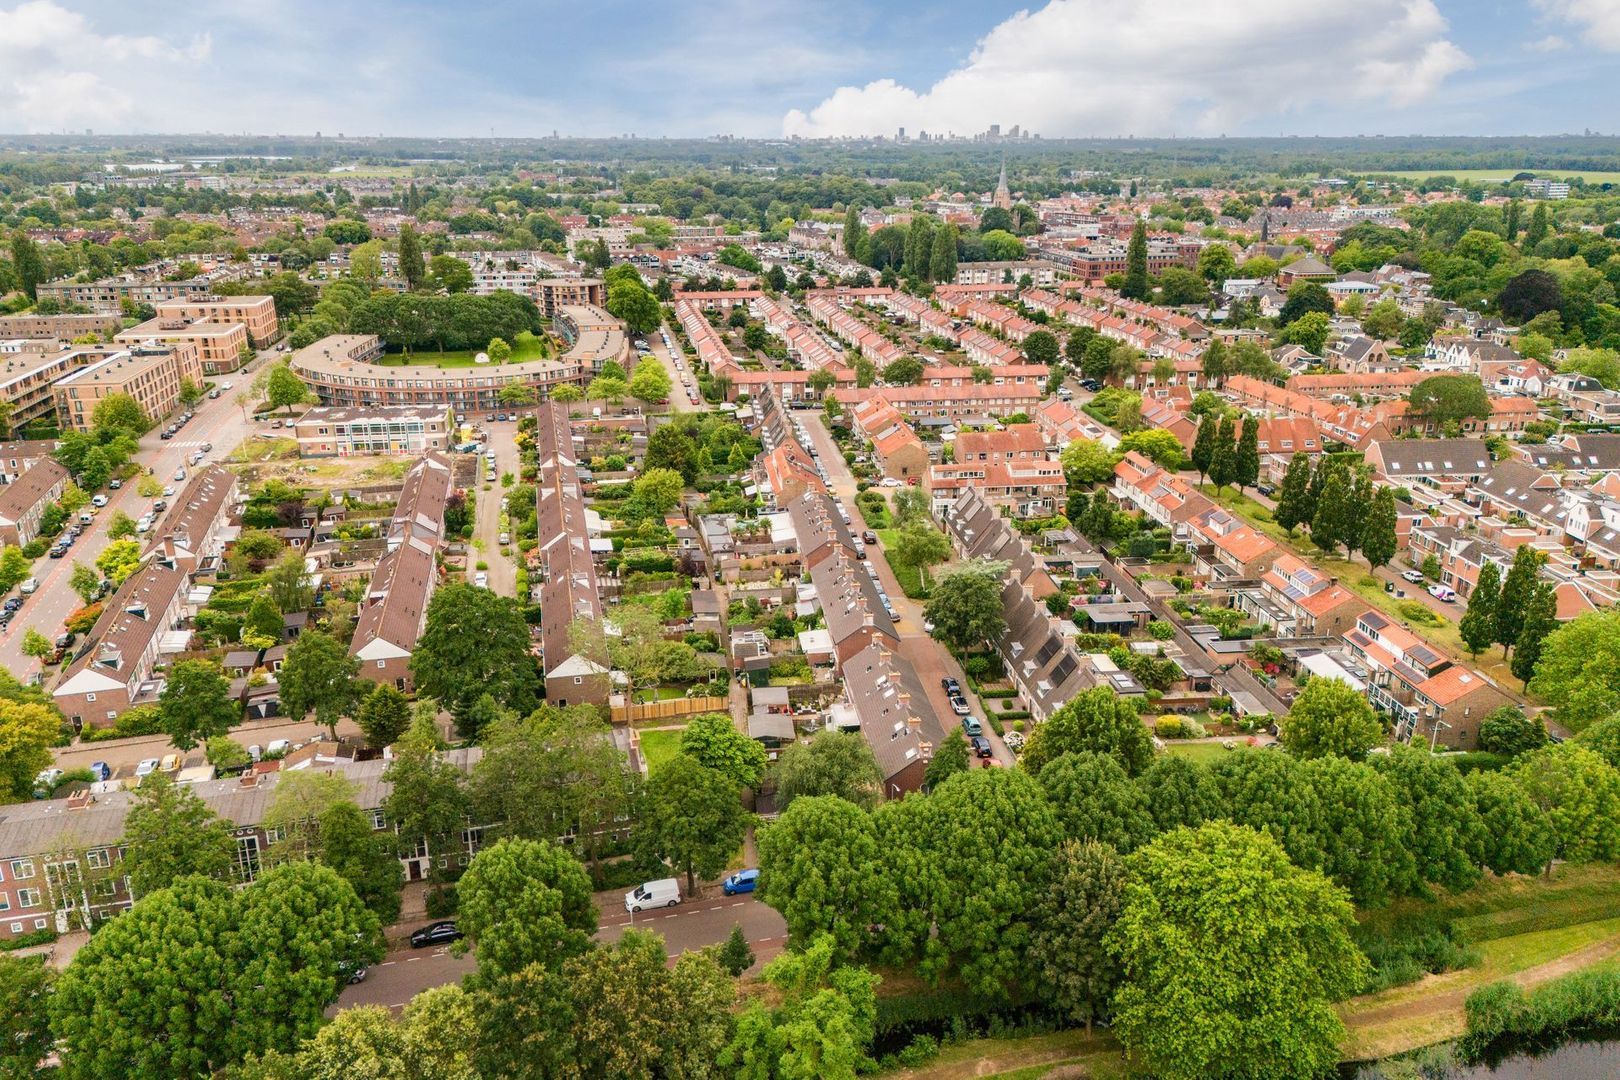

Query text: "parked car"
[159, 753, 180, 772]
[863, 531, 878, 545]
[173, 467, 186, 482]
[108, 479, 121, 489]
[498, 532, 510, 545]
[18, 578, 37, 595]
[961, 715, 984, 737]
[90, 494, 108, 507]
[409, 921, 461, 948]
[134, 759, 160, 778]
[949, 696, 971, 717]
[970, 735, 994, 758]
[1401, 569, 1426, 584]
[722, 869, 759, 896]
[153, 499, 168, 512]
[473, 571, 489, 588]
[624, 878, 681, 913]
[338, 960, 368, 984]
[940, 677, 959, 693]
[87, 760, 110, 782]
[266, 738, 291, 757]
[1429, 584, 1458, 602]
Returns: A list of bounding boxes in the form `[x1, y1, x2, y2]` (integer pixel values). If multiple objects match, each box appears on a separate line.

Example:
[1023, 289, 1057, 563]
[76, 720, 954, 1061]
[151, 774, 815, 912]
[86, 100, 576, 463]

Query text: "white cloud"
[0, 1, 210, 131]
[782, 0, 1471, 138]
[1527, 33, 1571, 51]
[1535, 0, 1620, 49]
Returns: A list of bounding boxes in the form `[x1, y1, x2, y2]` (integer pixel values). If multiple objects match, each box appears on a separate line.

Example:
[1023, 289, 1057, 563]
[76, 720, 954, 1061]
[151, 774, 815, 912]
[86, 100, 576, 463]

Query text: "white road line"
[379, 961, 395, 967]
[406, 956, 421, 962]
[730, 901, 744, 907]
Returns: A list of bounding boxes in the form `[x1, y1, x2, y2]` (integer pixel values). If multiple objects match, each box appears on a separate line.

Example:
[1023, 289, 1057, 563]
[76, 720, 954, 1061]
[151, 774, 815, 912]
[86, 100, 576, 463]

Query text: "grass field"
[876, 529, 929, 599]
[1163, 740, 1237, 764]
[636, 728, 684, 774]
[1372, 168, 1620, 184]
[375, 330, 551, 368]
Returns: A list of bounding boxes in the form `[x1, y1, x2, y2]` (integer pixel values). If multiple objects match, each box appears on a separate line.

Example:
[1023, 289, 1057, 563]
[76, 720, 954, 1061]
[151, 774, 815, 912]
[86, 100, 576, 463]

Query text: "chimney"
[898, 689, 912, 710]
[906, 713, 921, 736]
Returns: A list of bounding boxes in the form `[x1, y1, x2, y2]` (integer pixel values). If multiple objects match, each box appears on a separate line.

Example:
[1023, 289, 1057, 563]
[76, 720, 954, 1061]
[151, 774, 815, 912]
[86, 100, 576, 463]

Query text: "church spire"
[993, 155, 1011, 210]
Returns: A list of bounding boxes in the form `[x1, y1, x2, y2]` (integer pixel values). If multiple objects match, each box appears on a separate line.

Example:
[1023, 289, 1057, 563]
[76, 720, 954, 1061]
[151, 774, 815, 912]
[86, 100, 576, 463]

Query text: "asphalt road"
[797, 414, 1016, 767]
[647, 323, 701, 412]
[472, 421, 519, 597]
[335, 890, 785, 1012]
[0, 355, 272, 680]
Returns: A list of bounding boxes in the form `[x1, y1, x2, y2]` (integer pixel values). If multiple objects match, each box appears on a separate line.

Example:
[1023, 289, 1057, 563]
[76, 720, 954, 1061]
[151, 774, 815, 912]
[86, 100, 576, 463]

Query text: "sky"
[0, 0, 1616, 140]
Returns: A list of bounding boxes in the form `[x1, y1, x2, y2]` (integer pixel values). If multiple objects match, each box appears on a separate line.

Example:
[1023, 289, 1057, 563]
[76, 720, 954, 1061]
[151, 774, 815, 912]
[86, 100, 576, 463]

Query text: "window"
[377, 660, 386, 669]
[86, 849, 109, 870]
[370, 809, 387, 830]
[7, 924, 19, 935]
[16, 890, 40, 909]
[32, 920, 45, 931]
[9, 861, 33, 881]
[85, 694, 96, 702]
[0, 895, 9, 913]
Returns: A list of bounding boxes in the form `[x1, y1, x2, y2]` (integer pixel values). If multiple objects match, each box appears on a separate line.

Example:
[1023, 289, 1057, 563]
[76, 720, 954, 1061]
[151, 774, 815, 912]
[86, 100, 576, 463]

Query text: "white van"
[624, 878, 681, 913]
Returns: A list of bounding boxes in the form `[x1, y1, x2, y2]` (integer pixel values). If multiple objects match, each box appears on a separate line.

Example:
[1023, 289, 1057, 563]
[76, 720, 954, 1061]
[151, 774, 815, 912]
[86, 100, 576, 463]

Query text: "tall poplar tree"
[842, 204, 866, 260]
[1122, 218, 1150, 300]
[1458, 561, 1500, 658]
[1273, 453, 1314, 534]
[1495, 546, 1545, 656]
[1361, 486, 1398, 572]
[397, 223, 426, 290]
[1311, 460, 1354, 556]
[1511, 582, 1559, 685]
[1200, 338, 1228, 387]
[1234, 416, 1260, 492]
[1208, 414, 1237, 490]
[1190, 416, 1217, 485]
[930, 222, 959, 283]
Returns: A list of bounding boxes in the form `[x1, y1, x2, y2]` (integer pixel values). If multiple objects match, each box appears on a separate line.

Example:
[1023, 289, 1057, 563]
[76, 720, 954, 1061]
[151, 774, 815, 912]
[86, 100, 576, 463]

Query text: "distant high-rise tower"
[897, 127, 906, 141]
[993, 156, 1012, 210]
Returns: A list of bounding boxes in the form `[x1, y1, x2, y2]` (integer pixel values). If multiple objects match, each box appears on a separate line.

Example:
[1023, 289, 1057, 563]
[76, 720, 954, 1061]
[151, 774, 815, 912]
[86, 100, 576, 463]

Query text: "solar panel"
[1050, 655, 1077, 685]
[1035, 635, 1061, 666]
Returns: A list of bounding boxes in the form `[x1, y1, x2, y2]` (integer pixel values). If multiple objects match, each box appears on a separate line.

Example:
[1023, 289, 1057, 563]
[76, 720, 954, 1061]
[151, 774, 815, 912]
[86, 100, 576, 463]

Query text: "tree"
[105, 508, 137, 541]
[1493, 545, 1545, 658]
[1208, 413, 1237, 490]
[95, 539, 141, 586]
[1277, 281, 1335, 327]
[1280, 311, 1331, 355]
[158, 659, 238, 751]
[119, 772, 238, 897]
[1021, 686, 1153, 777]
[1528, 609, 1620, 732]
[205, 735, 251, 771]
[264, 550, 313, 614]
[1121, 219, 1150, 300]
[396, 223, 425, 290]
[1477, 706, 1548, 756]
[19, 628, 50, 664]
[637, 755, 751, 893]
[1060, 438, 1119, 485]
[630, 466, 684, 517]
[630, 359, 672, 404]
[841, 204, 866, 259]
[1157, 266, 1209, 306]
[89, 393, 150, 434]
[1200, 337, 1229, 386]
[1198, 243, 1237, 284]
[1301, 757, 1417, 906]
[1511, 582, 1559, 685]
[928, 222, 958, 283]
[381, 717, 469, 881]
[8, 235, 44, 301]
[924, 729, 971, 789]
[1361, 486, 1398, 571]
[1038, 751, 1157, 852]
[1370, 746, 1484, 892]
[412, 584, 539, 731]
[317, 801, 403, 924]
[1498, 268, 1563, 324]
[1459, 560, 1501, 658]
[0, 547, 28, 593]
[1466, 770, 1556, 876]
[1189, 415, 1217, 484]
[0, 701, 58, 803]
[774, 730, 883, 811]
[1234, 415, 1260, 491]
[607, 280, 663, 335]
[1136, 752, 1221, 831]
[0, 954, 54, 1080]
[893, 521, 951, 587]
[1362, 296, 1406, 340]
[680, 713, 768, 789]
[719, 924, 755, 977]
[51, 864, 381, 1080]
[922, 560, 1006, 652]
[457, 838, 596, 981]
[758, 795, 893, 960]
[881, 355, 923, 386]
[265, 363, 309, 414]
[1107, 822, 1366, 1080]
[68, 561, 100, 604]
[1310, 459, 1355, 556]
[1280, 677, 1383, 760]
[485, 337, 512, 363]
[1030, 840, 1125, 1033]
[1510, 744, 1620, 863]
[1118, 429, 1184, 469]
[278, 632, 358, 739]
[644, 424, 697, 481]
[1022, 329, 1059, 366]
[1408, 374, 1490, 429]
[356, 683, 411, 749]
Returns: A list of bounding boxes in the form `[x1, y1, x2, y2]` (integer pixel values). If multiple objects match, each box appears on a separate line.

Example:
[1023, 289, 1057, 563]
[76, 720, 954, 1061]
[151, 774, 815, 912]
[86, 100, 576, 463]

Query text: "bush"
[1147, 620, 1174, 640]
[1397, 600, 1442, 625]
[0, 927, 57, 952]
[1355, 912, 1478, 996]
[897, 1034, 941, 1068]
[80, 704, 163, 742]
[425, 885, 459, 918]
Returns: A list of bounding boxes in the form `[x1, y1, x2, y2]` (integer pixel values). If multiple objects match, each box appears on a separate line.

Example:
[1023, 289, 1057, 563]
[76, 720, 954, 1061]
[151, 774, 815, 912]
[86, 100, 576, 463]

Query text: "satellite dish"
[474, 351, 490, 364]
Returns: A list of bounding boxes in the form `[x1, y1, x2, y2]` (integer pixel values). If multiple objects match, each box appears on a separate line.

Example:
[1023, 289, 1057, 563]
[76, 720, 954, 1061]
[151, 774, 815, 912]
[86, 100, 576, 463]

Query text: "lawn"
[374, 331, 552, 368]
[875, 529, 928, 599]
[636, 728, 685, 774]
[1164, 740, 1238, 764]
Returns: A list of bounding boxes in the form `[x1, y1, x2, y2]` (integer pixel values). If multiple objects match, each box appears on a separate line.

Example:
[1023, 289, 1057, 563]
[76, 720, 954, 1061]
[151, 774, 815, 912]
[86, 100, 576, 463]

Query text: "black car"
[940, 677, 960, 693]
[863, 531, 878, 545]
[410, 921, 461, 948]
[970, 735, 994, 758]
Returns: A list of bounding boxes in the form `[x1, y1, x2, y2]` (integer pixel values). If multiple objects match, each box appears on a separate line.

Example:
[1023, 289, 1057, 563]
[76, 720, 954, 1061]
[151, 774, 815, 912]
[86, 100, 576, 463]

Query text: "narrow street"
[797, 414, 1017, 766]
[473, 421, 519, 597]
[647, 323, 699, 413]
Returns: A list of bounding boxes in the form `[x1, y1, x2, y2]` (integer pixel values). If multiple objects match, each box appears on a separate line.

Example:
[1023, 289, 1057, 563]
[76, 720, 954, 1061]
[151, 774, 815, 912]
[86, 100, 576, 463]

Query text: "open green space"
[374, 330, 551, 368]
[1163, 740, 1236, 764]
[636, 728, 684, 774]
[875, 529, 928, 599]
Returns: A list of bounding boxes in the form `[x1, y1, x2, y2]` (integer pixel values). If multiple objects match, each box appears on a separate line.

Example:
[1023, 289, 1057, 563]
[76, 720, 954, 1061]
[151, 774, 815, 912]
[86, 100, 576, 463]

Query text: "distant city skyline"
[1, 0, 1617, 140]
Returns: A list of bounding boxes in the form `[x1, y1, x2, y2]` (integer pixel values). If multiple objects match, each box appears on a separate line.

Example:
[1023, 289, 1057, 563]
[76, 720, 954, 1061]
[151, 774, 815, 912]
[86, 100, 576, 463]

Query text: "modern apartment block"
[53, 344, 204, 432]
[292, 404, 456, 457]
[536, 278, 606, 318]
[0, 347, 111, 428]
[0, 314, 121, 341]
[115, 315, 250, 375]
[153, 296, 280, 346]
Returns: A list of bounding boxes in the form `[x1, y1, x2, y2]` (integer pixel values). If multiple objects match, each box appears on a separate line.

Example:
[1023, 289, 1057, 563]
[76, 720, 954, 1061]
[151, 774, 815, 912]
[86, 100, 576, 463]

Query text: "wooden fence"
[611, 695, 730, 726]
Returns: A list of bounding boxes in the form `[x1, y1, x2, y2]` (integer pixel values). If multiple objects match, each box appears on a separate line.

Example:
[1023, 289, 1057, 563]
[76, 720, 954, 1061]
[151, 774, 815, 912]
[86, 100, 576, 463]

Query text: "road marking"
[379, 961, 395, 967]
[730, 901, 744, 907]
[406, 956, 421, 962]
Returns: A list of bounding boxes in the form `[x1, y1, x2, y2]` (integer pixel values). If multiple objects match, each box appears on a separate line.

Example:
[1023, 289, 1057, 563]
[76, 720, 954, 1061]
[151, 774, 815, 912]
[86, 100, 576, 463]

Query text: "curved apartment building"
[290, 304, 627, 413]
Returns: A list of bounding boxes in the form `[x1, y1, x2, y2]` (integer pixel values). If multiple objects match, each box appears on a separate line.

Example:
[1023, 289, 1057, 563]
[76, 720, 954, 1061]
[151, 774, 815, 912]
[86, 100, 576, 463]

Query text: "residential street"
[798, 413, 1018, 767]
[473, 420, 519, 597]
[336, 890, 784, 1011]
[647, 323, 699, 412]
[0, 351, 275, 680]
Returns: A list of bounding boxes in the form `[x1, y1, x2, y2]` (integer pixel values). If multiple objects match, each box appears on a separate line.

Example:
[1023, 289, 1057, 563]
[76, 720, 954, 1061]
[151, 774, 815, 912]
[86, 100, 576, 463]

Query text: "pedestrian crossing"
[168, 438, 211, 449]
